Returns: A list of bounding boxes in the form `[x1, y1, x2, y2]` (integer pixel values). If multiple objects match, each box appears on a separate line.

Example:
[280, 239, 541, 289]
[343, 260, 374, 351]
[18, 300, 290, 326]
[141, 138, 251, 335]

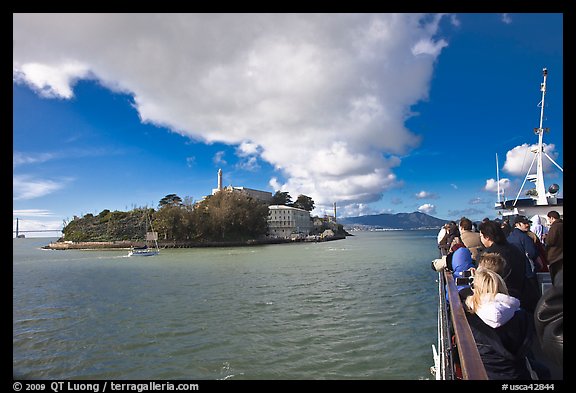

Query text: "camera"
[455, 276, 474, 286]
[462, 270, 473, 277]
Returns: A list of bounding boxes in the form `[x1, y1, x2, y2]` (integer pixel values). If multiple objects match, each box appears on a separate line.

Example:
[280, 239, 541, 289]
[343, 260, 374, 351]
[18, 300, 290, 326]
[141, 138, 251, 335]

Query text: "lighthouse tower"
[218, 168, 223, 191]
[212, 169, 224, 195]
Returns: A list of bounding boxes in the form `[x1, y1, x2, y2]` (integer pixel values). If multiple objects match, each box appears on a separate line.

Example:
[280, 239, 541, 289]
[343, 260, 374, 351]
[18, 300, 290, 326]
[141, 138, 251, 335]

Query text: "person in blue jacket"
[449, 245, 476, 292]
[431, 244, 476, 296]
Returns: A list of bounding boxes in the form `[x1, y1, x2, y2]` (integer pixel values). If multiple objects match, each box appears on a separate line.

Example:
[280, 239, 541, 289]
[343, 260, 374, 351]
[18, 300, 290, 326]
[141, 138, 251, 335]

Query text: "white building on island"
[211, 168, 273, 203]
[268, 205, 313, 238]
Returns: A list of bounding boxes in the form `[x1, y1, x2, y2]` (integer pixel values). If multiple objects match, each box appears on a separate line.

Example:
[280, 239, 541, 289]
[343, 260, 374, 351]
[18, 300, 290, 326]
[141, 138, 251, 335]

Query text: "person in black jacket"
[465, 269, 533, 380]
[479, 220, 540, 314]
[545, 211, 563, 282]
[534, 263, 563, 368]
[507, 215, 538, 271]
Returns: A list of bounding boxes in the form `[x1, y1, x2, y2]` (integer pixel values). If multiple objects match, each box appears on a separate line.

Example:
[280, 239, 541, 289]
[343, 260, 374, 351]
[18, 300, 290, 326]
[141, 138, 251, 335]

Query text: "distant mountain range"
[339, 211, 447, 230]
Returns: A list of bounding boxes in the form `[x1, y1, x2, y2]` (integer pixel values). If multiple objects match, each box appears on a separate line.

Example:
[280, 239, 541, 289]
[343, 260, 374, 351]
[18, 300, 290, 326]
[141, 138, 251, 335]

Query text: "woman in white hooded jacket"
[465, 269, 534, 380]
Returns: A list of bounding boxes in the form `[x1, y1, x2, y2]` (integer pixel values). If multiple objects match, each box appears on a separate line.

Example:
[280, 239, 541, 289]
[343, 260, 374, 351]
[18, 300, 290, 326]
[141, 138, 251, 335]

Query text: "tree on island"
[292, 194, 315, 212]
[271, 191, 293, 206]
[154, 199, 192, 241]
[193, 191, 269, 241]
[158, 194, 183, 208]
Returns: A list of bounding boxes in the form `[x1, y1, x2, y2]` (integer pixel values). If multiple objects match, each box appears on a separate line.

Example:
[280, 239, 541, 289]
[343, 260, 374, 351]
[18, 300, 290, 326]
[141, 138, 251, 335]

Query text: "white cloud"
[418, 203, 436, 215]
[13, 209, 55, 217]
[415, 190, 434, 199]
[236, 156, 260, 172]
[236, 141, 260, 157]
[338, 203, 376, 218]
[13, 13, 451, 209]
[13, 151, 57, 168]
[13, 175, 69, 200]
[501, 14, 512, 25]
[213, 151, 227, 165]
[450, 15, 461, 27]
[484, 178, 511, 193]
[468, 197, 483, 205]
[13, 61, 90, 99]
[411, 38, 448, 57]
[502, 143, 559, 176]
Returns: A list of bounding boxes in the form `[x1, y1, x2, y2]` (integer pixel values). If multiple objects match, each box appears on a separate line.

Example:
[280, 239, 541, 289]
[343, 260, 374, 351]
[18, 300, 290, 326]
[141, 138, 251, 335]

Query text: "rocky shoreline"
[43, 235, 346, 250]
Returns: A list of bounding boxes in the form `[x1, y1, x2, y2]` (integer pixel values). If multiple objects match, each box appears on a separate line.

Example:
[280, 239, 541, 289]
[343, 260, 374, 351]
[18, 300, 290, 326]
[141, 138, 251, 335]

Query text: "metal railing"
[435, 270, 488, 380]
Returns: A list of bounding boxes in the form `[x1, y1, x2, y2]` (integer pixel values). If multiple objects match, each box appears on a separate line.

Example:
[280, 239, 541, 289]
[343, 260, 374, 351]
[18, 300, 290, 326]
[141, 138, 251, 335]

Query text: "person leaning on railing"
[464, 269, 535, 380]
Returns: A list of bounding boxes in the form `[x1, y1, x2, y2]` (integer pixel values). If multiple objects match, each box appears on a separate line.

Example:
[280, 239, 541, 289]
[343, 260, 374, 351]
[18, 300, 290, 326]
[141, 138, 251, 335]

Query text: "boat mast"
[146, 213, 159, 251]
[496, 154, 501, 204]
[533, 68, 548, 205]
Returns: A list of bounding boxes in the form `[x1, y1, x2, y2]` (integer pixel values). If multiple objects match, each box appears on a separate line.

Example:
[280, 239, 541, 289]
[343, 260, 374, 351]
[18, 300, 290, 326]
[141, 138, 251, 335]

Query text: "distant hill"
[339, 211, 447, 230]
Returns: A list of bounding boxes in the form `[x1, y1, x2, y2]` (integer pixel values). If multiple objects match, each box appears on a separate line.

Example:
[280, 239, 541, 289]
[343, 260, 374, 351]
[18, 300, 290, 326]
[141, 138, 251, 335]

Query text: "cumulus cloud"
[13, 61, 90, 99]
[502, 143, 560, 176]
[418, 203, 436, 215]
[484, 178, 511, 194]
[483, 143, 561, 201]
[415, 190, 437, 199]
[13, 13, 450, 210]
[338, 203, 379, 218]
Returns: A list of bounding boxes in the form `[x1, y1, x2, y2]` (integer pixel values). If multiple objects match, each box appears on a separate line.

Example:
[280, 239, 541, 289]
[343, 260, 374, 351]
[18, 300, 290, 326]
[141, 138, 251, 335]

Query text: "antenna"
[496, 153, 501, 203]
[514, 68, 562, 206]
[532, 68, 548, 204]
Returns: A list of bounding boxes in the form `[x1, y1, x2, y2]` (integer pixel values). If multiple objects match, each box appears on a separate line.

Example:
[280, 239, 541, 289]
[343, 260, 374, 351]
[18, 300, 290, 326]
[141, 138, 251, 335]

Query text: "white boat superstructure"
[495, 68, 563, 220]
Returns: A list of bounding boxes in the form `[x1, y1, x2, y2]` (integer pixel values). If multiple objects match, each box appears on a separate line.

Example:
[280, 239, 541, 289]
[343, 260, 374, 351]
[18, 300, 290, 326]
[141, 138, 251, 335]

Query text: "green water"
[13, 231, 439, 380]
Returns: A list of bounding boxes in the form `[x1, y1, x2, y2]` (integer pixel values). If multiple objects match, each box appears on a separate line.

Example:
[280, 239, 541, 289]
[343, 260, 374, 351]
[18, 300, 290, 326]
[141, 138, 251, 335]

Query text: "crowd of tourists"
[432, 211, 563, 380]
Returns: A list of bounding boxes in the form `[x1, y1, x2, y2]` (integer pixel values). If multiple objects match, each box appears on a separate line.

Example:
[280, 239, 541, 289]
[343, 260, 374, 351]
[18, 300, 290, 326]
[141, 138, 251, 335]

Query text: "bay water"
[13, 230, 439, 380]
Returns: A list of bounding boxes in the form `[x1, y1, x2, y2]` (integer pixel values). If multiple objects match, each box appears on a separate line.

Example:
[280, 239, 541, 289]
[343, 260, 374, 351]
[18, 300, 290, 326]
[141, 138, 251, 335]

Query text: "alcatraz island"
[44, 169, 348, 250]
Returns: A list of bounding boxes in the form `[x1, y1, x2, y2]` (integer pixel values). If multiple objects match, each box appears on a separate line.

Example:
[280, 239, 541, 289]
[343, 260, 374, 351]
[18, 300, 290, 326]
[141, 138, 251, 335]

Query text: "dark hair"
[460, 217, 473, 231]
[547, 210, 560, 220]
[479, 220, 507, 245]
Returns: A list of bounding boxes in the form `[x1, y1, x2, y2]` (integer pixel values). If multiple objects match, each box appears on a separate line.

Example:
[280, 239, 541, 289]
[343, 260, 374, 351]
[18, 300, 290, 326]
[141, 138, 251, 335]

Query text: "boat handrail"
[436, 269, 453, 379]
[443, 270, 488, 380]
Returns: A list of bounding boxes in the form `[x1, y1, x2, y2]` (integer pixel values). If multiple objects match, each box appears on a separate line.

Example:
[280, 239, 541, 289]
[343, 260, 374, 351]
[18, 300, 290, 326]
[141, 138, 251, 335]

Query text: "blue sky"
[13, 13, 564, 237]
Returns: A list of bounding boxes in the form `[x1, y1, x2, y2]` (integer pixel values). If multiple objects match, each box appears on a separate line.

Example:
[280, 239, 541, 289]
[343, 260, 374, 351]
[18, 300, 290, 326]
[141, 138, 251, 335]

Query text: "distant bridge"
[13, 218, 62, 237]
[12, 229, 63, 233]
